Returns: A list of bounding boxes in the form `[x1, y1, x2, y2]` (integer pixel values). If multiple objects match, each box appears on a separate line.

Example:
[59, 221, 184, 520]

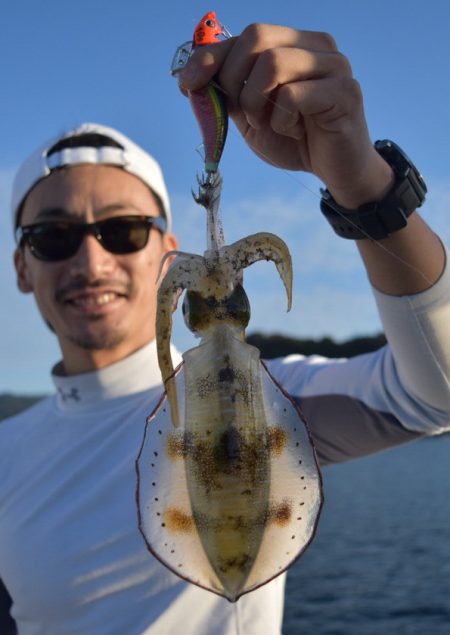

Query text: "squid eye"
[205, 19, 215, 27]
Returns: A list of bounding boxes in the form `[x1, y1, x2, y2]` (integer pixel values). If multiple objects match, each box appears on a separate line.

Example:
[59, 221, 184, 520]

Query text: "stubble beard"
[66, 314, 128, 351]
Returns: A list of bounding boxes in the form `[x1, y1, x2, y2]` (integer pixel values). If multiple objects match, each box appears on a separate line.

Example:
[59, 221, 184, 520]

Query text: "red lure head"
[193, 12, 224, 47]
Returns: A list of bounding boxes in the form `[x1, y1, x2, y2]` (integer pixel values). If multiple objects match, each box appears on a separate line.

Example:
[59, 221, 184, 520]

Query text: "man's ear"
[163, 231, 179, 254]
[14, 247, 34, 293]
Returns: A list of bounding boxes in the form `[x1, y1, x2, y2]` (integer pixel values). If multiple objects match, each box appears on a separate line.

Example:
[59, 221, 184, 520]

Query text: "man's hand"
[180, 23, 445, 295]
[179, 23, 393, 209]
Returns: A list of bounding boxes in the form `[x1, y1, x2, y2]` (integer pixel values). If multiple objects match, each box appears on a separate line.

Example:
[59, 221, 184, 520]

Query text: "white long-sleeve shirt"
[0, 252, 449, 635]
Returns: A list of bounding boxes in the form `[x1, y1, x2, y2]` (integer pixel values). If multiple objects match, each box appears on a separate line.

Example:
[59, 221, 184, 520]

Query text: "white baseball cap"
[11, 122, 172, 231]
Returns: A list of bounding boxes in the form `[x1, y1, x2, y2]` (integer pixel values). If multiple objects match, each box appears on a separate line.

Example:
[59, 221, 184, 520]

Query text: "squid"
[136, 12, 323, 603]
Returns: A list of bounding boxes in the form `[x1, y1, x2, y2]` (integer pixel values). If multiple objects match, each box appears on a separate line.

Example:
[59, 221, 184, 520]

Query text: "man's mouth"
[66, 291, 122, 308]
[58, 285, 130, 314]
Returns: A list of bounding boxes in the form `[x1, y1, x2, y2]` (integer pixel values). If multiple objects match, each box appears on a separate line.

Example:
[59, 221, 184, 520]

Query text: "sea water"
[283, 435, 450, 634]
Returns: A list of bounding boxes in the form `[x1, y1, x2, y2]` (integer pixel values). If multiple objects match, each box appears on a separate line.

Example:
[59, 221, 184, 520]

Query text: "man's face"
[14, 164, 178, 374]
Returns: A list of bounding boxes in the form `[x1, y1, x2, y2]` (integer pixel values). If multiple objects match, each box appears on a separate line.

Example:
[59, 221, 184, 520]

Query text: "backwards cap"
[11, 122, 172, 231]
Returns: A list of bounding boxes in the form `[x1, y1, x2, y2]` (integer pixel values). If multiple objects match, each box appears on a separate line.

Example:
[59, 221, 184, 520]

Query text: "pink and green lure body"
[189, 12, 229, 174]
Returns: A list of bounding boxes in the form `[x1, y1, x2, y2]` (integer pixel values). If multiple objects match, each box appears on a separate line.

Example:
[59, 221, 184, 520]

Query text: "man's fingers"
[270, 76, 363, 135]
[240, 47, 352, 128]
[178, 37, 236, 90]
[179, 23, 338, 95]
[216, 25, 339, 108]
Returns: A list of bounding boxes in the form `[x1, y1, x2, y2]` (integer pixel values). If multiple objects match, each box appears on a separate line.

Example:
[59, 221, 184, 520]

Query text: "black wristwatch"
[320, 140, 427, 240]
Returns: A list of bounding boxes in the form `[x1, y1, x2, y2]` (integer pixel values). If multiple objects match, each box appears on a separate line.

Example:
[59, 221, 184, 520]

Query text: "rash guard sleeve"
[267, 246, 450, 465]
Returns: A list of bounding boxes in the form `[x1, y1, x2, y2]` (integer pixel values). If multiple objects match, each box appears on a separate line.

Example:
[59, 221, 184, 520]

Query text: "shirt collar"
[52, 340, 181, 411]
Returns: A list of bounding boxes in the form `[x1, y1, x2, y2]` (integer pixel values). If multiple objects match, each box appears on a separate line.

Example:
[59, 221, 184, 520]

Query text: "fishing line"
[206, 79, 435, 288]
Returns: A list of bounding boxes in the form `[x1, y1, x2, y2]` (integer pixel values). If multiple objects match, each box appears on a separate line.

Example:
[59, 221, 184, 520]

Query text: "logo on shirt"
[58, 387, 81, 402]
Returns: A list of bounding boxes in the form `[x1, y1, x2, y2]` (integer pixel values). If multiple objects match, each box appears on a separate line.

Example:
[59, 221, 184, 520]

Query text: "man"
[1, 24, 449, 635]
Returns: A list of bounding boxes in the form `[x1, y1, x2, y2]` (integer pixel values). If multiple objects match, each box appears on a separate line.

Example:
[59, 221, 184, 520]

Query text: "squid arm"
[156, 253, 207, 426]
[222, 232, 293, 311]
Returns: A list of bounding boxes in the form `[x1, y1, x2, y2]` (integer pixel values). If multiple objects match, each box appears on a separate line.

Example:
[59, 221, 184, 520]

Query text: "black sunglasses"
[16, 215, 167, 262]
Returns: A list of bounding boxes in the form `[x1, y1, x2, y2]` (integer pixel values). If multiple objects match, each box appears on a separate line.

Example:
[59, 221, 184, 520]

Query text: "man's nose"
[68, 233, 116, 278]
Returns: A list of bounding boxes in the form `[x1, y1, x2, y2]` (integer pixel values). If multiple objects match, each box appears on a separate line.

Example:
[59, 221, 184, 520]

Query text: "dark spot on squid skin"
[196, 364, 249, 405]
[217, 552, 253, 575]
[163, 508, 195, 534]
[187, 439, 222, 493]
[184, 423, 270, 494]
[213, 364, 250, 406]
[267, 500, 292, 526]
[166, 433, 186, 460]
[218, 426, 241, 462]
[266, 426, 288, 456]
[196, 375, 216, 398]
[218, 366, 235, 383]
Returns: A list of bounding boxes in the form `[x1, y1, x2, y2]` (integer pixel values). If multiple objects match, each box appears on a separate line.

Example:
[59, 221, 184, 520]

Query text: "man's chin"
[67, 329, 127, 352]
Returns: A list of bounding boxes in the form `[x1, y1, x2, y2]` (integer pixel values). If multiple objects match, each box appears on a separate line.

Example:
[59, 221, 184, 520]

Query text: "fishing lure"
[171, 11, 230, 177]
[136, 13, 323, 603]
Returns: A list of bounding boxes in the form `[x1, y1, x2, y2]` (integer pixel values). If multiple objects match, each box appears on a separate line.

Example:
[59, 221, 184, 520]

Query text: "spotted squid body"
[136, 12, 323, 603]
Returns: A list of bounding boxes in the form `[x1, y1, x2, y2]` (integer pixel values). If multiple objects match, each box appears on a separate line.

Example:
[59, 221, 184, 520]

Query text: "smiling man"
[14, 133, 178, 375]
[1, 23, 450, 635]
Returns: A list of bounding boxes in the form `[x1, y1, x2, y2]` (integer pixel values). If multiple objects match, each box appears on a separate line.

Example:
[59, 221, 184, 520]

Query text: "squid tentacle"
[222, 233, 293, 311]
[157, 254, 208, 426]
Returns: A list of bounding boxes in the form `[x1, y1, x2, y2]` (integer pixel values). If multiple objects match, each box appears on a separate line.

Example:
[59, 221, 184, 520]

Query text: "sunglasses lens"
[99, 217, 150, 254]
[27, 224, 82, 261]
[21, 216, 156, 261]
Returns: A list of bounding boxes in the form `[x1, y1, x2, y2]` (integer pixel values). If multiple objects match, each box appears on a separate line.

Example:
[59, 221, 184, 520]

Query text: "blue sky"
[1, 0, 450, 394]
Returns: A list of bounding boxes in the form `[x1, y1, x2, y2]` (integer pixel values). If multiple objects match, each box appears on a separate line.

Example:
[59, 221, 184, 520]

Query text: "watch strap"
[320, 140, 427, 240]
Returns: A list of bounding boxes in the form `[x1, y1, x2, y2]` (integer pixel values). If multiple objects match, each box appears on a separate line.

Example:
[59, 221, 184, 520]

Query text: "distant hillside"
[246, 331, 386, 359]
[0, 394, 44, 421]
[0, 332, 387, 421]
